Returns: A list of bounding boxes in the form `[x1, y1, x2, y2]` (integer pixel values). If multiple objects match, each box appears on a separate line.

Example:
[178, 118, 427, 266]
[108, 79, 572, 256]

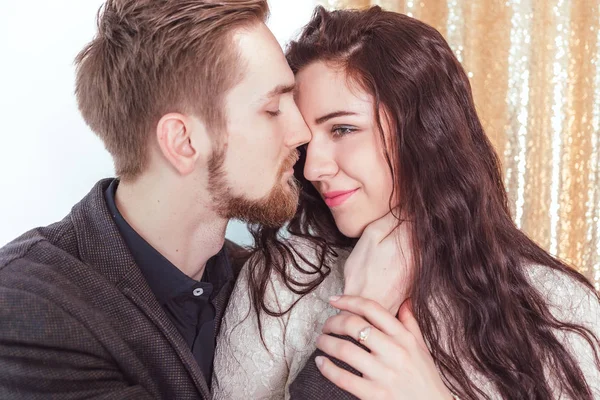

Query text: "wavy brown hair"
[246, 6, 600, 399]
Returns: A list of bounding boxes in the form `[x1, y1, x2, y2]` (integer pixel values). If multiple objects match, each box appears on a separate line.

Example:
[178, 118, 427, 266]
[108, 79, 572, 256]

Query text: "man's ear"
[155, 113, 210, 175]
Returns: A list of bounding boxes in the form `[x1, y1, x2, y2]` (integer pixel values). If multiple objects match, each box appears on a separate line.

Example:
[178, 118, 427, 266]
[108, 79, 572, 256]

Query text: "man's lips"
[322, 189, 359, 207]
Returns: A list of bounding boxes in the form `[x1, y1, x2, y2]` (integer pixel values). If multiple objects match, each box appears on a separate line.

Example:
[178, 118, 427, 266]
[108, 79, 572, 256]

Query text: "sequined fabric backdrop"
[319, 0, 600, 289]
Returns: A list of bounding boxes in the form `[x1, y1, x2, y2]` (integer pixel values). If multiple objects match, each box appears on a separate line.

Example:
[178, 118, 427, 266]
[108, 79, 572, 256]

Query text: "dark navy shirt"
[105, 179, 233, 383]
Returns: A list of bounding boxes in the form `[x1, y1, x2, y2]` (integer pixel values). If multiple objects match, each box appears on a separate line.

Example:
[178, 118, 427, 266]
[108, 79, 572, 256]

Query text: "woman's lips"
[323, 188, 359, 208]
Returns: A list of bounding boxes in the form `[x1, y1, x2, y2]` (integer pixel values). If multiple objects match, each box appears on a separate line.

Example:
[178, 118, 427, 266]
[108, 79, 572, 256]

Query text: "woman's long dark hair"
[246, 6, 600, 399]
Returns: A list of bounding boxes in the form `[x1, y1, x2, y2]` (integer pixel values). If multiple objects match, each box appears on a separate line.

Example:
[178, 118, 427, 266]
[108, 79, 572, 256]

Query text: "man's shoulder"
[0, 216, 77, 272]
[0, 216, 87, 301]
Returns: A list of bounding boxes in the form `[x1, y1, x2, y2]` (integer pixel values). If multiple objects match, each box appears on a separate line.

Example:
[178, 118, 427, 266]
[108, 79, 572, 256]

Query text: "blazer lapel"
[119, 267, 210, 398]
[71, 179, 210, 398]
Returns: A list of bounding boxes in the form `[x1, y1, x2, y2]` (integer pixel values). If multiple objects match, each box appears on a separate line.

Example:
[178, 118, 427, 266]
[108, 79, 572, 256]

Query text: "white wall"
[0, 0, 316, 247]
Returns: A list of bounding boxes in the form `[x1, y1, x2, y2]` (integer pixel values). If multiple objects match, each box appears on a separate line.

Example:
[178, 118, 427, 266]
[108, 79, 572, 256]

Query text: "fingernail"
[329, 295, 341, 302]
[315, 356, 325, 368]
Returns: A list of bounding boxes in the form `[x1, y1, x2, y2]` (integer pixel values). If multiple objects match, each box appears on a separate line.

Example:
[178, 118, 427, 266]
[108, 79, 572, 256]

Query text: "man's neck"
[114, 176, 228, 280]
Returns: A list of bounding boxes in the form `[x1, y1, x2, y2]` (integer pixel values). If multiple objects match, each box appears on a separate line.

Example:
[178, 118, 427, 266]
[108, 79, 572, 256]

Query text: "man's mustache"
[280, 150, 300, 174]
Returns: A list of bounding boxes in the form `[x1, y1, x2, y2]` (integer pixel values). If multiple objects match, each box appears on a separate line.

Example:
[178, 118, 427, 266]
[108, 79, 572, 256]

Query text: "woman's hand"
[315, 296, 454, 400]
[342, 211, 413, 316]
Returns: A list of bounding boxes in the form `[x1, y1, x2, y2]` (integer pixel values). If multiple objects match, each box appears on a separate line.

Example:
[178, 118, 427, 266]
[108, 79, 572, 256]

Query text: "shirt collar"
[104, 178, 233, 304]
[204, 245, 233, 299]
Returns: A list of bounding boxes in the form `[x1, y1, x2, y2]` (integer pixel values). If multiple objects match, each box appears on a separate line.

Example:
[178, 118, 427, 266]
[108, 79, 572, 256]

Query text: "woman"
[212, 6, 600, 399]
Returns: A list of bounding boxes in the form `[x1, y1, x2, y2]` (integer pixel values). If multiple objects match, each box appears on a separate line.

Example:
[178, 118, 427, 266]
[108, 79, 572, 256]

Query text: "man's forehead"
[230, 25, 296, 103]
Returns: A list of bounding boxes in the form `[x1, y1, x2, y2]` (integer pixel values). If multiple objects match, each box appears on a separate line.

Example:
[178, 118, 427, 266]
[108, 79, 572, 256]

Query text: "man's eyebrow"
[262, 83, 296, 100]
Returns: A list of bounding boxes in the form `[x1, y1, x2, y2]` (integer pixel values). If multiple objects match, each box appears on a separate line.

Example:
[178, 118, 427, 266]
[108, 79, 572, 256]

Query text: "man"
[0, 0, 311, 398]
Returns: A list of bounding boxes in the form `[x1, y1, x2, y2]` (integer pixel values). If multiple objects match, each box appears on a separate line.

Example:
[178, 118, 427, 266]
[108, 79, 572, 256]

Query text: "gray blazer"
[0, 179, 249, 399]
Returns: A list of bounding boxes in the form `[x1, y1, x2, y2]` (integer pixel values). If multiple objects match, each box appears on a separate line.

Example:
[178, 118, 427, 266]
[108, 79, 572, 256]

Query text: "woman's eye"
[332, 126, 356, 137]
[267, 110, 281, 117]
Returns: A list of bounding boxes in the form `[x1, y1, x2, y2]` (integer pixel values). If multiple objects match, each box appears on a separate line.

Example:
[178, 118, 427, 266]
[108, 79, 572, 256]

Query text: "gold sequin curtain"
[319, 0, 600, 289]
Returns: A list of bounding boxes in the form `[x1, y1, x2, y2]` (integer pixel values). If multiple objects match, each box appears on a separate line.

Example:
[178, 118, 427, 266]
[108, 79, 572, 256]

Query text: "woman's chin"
[335, 218, 369, 239]
[334, 208, 394, 239]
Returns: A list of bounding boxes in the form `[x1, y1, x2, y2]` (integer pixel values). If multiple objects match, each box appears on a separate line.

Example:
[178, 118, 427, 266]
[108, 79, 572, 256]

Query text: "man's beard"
[208, 150, 300, 228]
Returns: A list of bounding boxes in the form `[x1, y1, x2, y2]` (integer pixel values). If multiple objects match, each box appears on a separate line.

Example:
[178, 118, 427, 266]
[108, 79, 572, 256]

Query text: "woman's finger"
[314, 355, 382, 400]
[329, 295, 409, 338]
[398, 299, 428, 351]
[321, 312, 409, 370]
[315, 334, 389, 380]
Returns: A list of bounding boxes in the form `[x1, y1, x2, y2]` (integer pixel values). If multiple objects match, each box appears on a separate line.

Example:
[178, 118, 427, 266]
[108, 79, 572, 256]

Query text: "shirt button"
[193, 288, 204, 297]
